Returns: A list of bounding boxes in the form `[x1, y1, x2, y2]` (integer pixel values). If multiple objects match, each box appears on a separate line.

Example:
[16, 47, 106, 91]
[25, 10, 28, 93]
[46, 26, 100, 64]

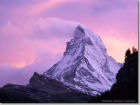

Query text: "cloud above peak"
[0, 17, 79, 86]
[0, 17, 78, 68]
[0, 0, 138, 86]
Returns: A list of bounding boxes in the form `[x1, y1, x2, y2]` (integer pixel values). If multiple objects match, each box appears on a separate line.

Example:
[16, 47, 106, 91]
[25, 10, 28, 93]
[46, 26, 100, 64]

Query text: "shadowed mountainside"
[0, 72, 92, 103]
[89, 50, 138, 103]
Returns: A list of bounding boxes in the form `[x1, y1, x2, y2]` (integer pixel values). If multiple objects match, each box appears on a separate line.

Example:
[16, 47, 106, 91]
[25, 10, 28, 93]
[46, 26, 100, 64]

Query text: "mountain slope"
[0, 72, 92, 103]
[44, 24, 120, 96]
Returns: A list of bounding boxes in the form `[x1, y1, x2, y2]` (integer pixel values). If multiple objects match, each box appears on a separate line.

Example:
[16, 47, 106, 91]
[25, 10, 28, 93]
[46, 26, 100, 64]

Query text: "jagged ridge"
[44, 24, 120, 96]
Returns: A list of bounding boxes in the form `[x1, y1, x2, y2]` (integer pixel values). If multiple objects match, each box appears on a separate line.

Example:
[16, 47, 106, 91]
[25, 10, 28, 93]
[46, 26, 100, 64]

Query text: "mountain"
[44, 24, 120, 96]
[89, 50, 138, 103]
[0, 24, 136, 103]
[0, 72, 92, 103]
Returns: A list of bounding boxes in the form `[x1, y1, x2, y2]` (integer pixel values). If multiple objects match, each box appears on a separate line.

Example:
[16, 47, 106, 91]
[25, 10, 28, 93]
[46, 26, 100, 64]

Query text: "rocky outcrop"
[28, 72, 73, 94]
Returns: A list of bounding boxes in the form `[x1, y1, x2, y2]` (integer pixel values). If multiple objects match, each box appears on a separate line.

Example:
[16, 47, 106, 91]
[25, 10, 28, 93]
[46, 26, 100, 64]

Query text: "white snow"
[43, 24, 121, 96]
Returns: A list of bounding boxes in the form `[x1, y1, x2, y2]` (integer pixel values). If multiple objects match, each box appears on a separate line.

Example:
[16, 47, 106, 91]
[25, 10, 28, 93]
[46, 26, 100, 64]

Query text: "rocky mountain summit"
[44, 24, 120, 96]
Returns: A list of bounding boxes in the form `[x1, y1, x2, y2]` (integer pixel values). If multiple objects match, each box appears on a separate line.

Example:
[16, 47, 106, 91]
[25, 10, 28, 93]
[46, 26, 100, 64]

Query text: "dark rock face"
[0, 72, 92, 103]
[89, 51, 138, 103]
[28, 72, 72, 94]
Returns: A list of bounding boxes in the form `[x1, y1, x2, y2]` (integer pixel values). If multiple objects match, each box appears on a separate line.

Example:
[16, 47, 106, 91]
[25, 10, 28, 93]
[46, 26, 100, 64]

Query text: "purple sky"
[0, 0, 138, 86]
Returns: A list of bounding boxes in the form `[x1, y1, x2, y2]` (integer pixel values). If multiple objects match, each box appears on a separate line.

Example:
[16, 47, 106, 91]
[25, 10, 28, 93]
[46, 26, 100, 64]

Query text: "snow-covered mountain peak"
[74, 24, 99, 40]
[74, 25, 86, 39]
[76, 25, 106, 46]
[64, 24, 106, 57]
[43, 24, 120, 96]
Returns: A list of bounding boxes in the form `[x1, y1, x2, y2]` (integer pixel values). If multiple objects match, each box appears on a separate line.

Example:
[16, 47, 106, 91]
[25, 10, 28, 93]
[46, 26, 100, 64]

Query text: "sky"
[0, 0, 138, 86]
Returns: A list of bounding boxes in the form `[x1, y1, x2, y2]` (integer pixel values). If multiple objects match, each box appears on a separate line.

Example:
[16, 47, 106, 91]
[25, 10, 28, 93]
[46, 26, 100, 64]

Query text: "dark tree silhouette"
[132, 46, 137, 54]
[89, 48, 138, 103]
[125, 49, 131, 59]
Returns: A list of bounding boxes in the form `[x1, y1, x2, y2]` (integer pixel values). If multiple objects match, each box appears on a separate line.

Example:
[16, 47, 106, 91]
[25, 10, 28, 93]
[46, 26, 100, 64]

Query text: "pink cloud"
[11, 0, 76, 18]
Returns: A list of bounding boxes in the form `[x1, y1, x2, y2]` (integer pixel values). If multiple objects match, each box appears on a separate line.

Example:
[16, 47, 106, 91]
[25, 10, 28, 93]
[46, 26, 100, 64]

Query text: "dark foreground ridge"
[89, 50, 138, 103]
[0, 72, 92, 103]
